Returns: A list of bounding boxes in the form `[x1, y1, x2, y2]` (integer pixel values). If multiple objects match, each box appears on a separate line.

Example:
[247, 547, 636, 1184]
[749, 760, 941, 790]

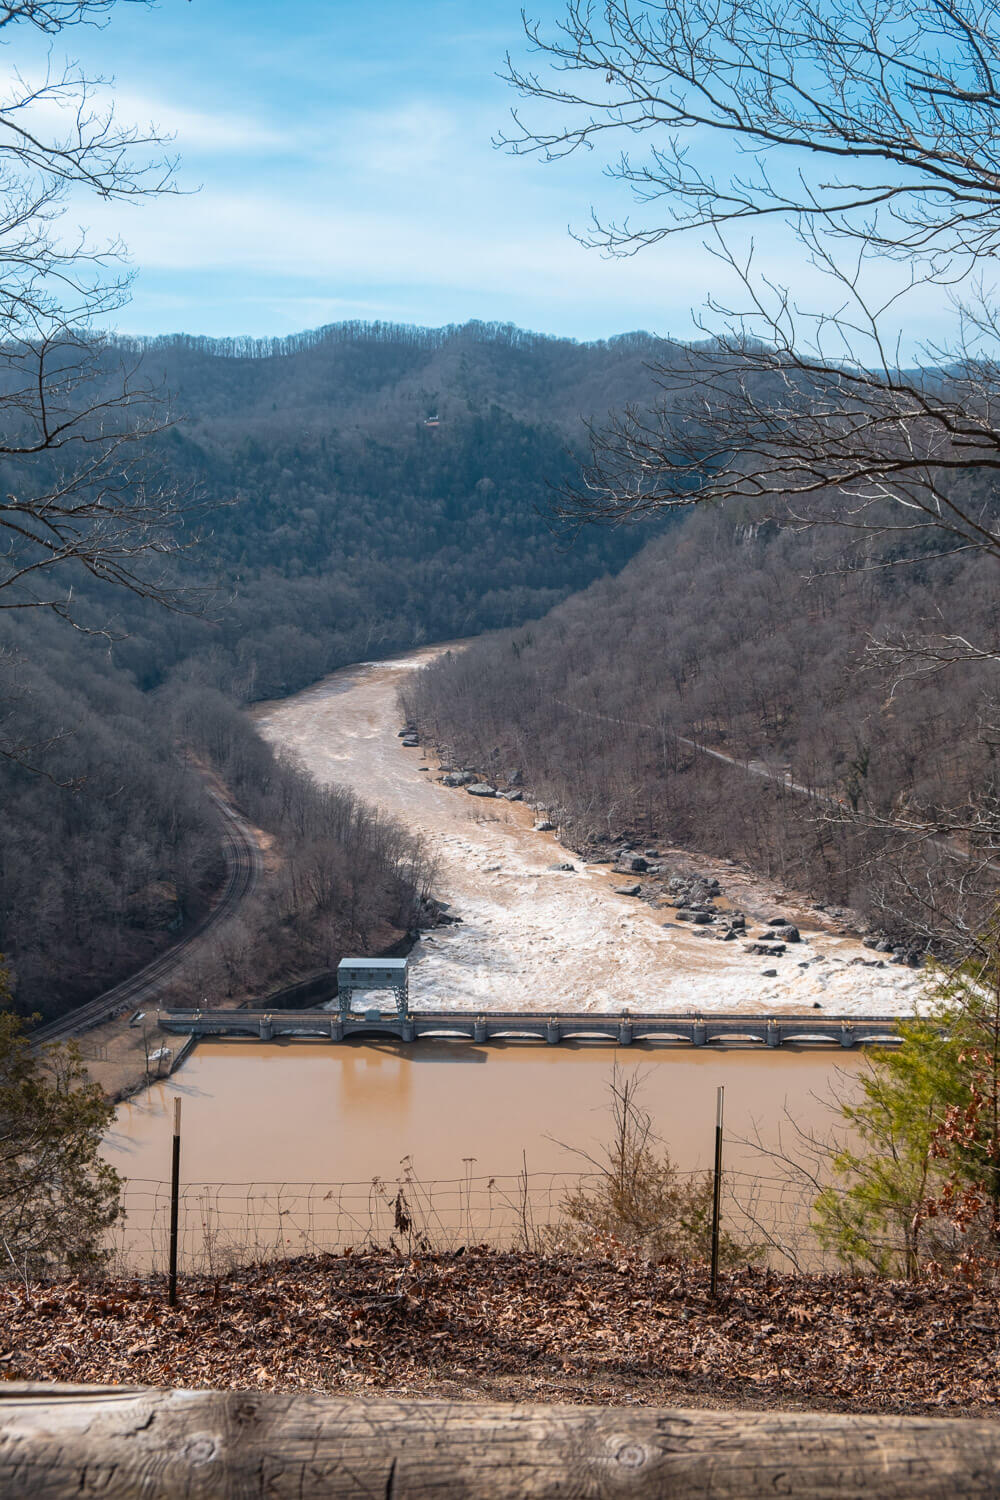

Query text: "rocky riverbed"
[254, 646, 926, 1017]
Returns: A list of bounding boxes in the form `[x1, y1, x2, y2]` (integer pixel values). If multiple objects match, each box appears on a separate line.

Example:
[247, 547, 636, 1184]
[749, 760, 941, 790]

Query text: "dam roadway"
[157, 1008, 901, 1049]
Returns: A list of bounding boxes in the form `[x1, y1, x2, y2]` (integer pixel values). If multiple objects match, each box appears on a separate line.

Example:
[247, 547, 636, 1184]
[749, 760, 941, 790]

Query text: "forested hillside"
[405, 502, 1000, 948]
[0, 622, 220, 1014]
[0, 616, 433, 1020]
[99, 320, 668, 701]
[0, 321, 666, 1018]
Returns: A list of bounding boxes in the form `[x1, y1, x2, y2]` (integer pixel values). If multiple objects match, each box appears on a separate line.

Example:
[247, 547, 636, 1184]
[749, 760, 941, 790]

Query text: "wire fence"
[115, 1171, 591, 1275]
[112, 1162, 828, 1277]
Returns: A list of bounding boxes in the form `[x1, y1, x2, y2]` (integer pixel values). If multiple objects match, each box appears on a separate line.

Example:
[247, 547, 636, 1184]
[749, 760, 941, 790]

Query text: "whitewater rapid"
[254, 647, 925, 1018]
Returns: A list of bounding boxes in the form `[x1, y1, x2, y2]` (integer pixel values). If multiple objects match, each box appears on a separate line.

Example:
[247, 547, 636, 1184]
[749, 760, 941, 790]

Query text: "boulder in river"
[442, 771, 474, 787]
[769, 924, 801, 943]
[534, 819, 556, 832]
[623, 855, 649, 872]
[466, 783, 497, 798]
[614, 883, 642, 897]
[502, 789, 523, 801]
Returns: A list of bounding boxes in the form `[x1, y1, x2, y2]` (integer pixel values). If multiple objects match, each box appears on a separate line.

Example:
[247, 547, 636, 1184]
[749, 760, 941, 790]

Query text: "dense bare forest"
[0, 624, 219, 1017]
[88, 320, 668, 701]
[1, 630, 433, 1020]
[0, 321, 665, 1019]
[405, 502, 1000, 948]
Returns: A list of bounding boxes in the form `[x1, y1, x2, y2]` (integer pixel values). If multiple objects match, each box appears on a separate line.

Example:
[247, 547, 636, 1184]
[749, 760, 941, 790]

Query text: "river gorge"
[103, 645, 925, 1272]
[253, 645, 922, 1018]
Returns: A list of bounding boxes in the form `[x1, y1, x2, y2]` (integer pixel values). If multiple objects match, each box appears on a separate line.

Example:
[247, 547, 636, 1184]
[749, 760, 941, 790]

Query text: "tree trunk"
[1, 1383, 999, 1497]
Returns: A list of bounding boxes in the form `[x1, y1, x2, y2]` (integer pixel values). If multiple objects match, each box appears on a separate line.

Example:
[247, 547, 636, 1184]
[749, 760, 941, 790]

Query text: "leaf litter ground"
[1, 1251, 999, 1415]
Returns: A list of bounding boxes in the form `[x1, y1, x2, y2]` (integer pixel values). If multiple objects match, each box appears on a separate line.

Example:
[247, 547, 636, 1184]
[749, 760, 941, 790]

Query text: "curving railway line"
[553, 695, 998, 877]
[32, 787, 261, 1047]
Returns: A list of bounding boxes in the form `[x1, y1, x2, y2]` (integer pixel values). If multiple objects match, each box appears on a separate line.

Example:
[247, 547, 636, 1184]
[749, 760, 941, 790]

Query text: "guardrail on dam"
[156, 1009, 902, 1048]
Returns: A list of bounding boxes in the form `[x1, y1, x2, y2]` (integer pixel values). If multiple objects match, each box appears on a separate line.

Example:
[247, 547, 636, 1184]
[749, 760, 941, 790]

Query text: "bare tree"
[547, 1064, 751, 1263]
[502, 2, 1000, 930]
[501, 1, 1000, 564]
[0, 0, 193, 628]
[504, 0, 1000, 258]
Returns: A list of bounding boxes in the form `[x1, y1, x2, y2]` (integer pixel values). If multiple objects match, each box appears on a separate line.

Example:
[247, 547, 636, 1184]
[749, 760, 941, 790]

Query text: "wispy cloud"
[0, 65, 291, 161]
[114, 94, 292, 156]
[343, 101, 458, 178]
[20, 0, 972, 344]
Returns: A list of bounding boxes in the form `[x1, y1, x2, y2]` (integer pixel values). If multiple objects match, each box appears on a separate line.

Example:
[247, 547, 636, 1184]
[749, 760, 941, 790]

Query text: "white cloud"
[114, 94, 291, 155]
[85, 183, 968, 350]
[91, 186, 700, 305]
[0, 67, 290, 158]
[340, 101, 459, 178]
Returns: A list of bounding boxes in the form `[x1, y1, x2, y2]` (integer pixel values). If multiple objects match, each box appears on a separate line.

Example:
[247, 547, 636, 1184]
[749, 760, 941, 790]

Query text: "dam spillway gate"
[156, 1009, 902, 1049]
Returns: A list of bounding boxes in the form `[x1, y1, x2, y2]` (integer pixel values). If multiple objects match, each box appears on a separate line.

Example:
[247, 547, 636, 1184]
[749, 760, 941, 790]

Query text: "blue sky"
[7, 0, 969, 344]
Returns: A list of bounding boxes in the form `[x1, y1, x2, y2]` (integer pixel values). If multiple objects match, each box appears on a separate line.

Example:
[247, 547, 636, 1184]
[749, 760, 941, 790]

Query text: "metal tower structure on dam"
[335, 957, 409, 1020]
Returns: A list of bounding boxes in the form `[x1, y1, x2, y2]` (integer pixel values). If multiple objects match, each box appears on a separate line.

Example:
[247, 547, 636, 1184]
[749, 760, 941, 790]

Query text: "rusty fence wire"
[112, 1164, 829, 1277]
[115, 1171, 589, 1276]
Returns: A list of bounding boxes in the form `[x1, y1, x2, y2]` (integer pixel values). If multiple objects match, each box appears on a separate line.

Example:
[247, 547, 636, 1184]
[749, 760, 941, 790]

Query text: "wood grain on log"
[0, 1383, 998, 1498]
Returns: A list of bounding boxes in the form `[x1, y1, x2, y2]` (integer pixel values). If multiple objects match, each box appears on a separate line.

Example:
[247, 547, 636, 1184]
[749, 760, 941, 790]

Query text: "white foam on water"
[255, 647, 924, 1018]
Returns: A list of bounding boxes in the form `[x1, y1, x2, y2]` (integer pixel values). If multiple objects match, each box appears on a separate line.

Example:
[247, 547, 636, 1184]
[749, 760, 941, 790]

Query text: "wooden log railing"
[0, 1384, 999, 1497]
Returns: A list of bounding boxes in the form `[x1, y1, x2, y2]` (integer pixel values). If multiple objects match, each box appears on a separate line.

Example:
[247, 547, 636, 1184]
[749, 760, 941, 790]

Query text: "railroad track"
[553, 696, 998, 875]
[32, 787, 260, 1047]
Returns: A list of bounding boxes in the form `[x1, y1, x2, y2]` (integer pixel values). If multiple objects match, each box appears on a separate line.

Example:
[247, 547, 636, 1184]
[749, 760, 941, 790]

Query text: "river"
[252, 645, 923, 1017]
[105, 644, 916, 1272]
[108, 1040, 862, 1272]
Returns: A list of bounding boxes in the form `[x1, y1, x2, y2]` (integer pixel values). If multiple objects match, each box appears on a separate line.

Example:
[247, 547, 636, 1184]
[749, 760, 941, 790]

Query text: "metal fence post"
[710, 1085, 724, 1299]
[168, 1096, 182, 1306]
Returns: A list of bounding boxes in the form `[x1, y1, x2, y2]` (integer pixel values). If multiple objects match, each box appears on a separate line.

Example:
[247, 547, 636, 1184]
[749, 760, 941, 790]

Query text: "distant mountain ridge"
[118, 317, 663, 361]
[79, 317, 677, 701]
[115, 318, 674, 446]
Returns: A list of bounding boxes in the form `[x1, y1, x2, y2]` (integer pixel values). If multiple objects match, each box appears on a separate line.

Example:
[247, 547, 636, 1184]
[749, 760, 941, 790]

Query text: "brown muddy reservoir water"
[106, 642, 895, 1270]
[107, 1042, 867, 1270]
